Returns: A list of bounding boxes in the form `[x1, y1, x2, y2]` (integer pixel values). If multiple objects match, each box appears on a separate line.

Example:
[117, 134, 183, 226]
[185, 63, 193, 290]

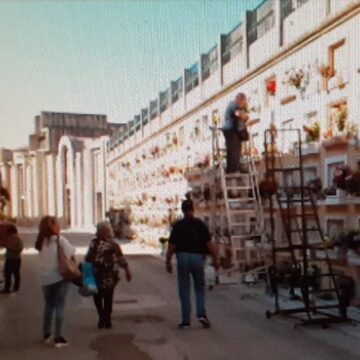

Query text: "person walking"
[166, 199, 219, 329]
[85, 222, 132, 329]
[0, 224, 23, 294]
[223, 92, 250, 173]
[35, 216, 75, 348]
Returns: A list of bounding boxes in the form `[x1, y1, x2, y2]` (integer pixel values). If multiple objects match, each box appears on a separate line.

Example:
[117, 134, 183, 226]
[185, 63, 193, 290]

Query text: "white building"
[0, 111, 122, 230]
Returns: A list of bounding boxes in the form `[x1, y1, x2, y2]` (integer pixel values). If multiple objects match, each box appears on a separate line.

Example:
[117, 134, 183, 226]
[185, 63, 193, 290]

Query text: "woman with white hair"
[85, 222, 132, 329]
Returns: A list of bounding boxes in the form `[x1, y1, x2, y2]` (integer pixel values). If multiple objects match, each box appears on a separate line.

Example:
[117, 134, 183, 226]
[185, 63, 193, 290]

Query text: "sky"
[0, 0, 259, 149]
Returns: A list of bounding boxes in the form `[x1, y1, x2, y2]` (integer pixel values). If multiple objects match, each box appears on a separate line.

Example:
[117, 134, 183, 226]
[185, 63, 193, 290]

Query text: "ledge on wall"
[322, 135, 350, 148]
[280, 95, 296, 105]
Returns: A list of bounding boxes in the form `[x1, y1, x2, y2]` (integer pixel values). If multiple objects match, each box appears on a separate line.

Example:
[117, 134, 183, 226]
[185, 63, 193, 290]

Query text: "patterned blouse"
[85, 238, 128, 289]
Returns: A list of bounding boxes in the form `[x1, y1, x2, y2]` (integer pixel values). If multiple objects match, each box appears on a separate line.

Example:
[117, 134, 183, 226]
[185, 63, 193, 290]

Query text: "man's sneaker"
[54, 336, 69, 348]
[177, 322, 190, 329]
[198, 316, 211, 329]
[43, 334, 52, 344]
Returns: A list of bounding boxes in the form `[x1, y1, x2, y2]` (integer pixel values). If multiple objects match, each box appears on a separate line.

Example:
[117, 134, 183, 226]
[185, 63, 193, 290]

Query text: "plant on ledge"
[283, 68, 307, 92]
[195, 154, 210, 169]
[333, 164, 360, 196]
[323, 128, 333, 139]
[333, 230, 360, 254]
[335, 104, 347, 132]
[346, 122, 358, 139]
[303, 122, 320, 143]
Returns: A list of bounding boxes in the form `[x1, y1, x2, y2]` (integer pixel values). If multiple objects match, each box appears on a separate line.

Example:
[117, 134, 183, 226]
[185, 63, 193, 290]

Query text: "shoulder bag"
[56, 236, 82, 282]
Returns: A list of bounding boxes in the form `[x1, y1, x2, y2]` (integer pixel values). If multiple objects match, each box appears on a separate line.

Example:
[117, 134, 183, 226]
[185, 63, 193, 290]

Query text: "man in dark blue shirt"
[166, 200, 219, 329]
[223, 93, 249, 173]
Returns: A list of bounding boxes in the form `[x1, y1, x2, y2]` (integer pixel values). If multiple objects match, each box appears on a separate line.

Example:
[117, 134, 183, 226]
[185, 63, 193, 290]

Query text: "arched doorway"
[58, 139, 76, 228]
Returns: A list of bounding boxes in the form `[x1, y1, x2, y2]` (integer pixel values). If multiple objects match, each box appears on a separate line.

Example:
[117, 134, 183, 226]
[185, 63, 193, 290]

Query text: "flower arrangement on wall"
[283, 68, 309, 93]
[192, 185, 202, 200]
[121, 161, 131, 169]
[328, 103, 347, 135]
[266, 78, 276, 96]
[333, 165, 360, 196]
[203, 183, 211, 202]
[195, 154, 210, 169]
[303, 122, 320, 143]
[193, 126, 200, 138]
[150, 146, 160, 157]
[346, 122, 358, 139]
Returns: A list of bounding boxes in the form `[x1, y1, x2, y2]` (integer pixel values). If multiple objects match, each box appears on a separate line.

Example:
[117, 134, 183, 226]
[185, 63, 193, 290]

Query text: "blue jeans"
[176, 253, 206, 324]
[42, 280, 69, 338]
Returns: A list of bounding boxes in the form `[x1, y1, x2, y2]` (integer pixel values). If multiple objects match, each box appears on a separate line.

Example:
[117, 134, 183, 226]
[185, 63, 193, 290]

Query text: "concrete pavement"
[1, 231, 360, 359]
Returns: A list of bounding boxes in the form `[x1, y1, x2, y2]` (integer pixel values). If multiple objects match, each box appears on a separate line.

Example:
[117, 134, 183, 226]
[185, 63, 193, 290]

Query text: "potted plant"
[283, 68, 307, 91]
[335, 104, 347, 133]
[346, 122, 358, 140]
[303, 122, 320, 143]
[323, 128, 333, 139]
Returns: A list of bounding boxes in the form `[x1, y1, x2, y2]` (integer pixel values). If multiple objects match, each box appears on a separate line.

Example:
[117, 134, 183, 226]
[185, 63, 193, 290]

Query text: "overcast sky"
[0, 0, 259, 149]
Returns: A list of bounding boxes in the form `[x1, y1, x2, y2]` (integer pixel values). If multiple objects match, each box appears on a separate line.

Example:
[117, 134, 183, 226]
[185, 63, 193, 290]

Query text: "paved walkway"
[1, 231, 360, 359]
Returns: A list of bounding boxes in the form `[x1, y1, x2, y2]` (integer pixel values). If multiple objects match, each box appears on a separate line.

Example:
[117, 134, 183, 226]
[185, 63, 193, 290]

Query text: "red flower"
[266, 79, 276, 95]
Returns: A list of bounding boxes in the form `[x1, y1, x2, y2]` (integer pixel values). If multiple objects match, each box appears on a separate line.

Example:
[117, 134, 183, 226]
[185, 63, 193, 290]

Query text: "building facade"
[0, 111, 123, 230]
[107, 0, 360, 284]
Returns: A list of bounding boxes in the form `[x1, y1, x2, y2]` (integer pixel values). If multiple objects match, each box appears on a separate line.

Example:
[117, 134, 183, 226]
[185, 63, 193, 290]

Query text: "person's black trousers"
[4, 258, 21, 292]
[93, 287, 115, 324]
[223, 130, 241, 173]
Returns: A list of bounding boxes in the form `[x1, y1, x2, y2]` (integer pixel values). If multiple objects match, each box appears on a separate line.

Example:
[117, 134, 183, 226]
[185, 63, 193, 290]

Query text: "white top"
[39, 235, 76, 286]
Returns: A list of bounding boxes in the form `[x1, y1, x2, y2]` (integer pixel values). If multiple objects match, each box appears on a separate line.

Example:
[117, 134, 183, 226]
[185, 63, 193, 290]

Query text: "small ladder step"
[281, 212, 316, 218]
[267, 167, 302, 172]
[278, 198, 312, 203]
[225, 186, 252, 190]
[225, 173, 251, 178]
[228, 198, 256, 202]
[232, 235, 261, 240]
[289, 228, 319, 233]
[229, 209, 258, 215]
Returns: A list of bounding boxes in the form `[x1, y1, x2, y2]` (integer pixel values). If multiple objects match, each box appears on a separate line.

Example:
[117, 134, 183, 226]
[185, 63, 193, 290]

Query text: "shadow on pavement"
[90, 334, 151, 360]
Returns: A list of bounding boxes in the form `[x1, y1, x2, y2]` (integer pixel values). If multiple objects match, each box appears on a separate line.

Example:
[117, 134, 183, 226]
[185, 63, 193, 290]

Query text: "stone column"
[32, 153, 40, 218]
[10, 164, 18, 218]
[46, 154, 56, 216]
[25, 162, 33, 218]
[75, 152, 83, 228]
[83, 147, 94, 231]
[56, 155, 64, 218]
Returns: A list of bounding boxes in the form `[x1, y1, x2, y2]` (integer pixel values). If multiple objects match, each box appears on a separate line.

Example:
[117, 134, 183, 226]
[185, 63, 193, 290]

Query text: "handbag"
[56, 237, 82, 282]
[79, 262, 98, 297]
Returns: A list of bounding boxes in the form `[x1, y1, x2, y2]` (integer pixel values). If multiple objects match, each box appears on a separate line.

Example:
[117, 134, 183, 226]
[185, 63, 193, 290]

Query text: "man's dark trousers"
[4, 258, 21, 292]
[223, 130, 241, 173]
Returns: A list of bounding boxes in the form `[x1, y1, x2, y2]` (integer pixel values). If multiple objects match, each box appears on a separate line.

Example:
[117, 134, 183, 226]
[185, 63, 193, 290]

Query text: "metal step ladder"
[264, 127, 350, 327]
[211, 126, 264, 271]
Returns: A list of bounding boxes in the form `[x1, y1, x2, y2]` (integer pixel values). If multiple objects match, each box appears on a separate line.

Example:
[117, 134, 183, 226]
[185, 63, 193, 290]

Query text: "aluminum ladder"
[211, 126, 264, 272]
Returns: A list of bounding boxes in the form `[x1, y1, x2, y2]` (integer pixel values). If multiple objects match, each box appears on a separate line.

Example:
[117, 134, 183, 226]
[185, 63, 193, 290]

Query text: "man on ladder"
[223, 93, 249, 174]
